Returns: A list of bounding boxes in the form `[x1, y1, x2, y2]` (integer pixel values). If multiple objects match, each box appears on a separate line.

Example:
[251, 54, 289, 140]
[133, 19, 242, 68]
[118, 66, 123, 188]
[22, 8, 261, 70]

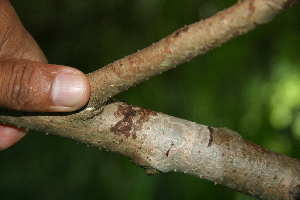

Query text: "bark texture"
[0, 102, 300, 200]
[87, 0, 298, 107]
[1, 0, 300, 199]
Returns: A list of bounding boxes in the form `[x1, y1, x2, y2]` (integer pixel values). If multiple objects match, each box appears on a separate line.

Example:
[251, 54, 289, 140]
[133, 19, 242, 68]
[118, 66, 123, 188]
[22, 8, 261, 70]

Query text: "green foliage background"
[1, 0, 300, 199]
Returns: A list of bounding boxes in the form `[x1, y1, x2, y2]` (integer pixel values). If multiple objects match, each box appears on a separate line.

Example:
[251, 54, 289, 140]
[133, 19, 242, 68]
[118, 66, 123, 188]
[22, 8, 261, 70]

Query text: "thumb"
[0, 58, 90, 112]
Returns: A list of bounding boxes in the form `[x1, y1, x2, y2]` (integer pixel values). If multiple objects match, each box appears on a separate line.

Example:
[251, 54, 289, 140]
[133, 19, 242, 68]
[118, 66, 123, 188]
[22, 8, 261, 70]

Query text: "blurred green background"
[1, 0, 300, 199]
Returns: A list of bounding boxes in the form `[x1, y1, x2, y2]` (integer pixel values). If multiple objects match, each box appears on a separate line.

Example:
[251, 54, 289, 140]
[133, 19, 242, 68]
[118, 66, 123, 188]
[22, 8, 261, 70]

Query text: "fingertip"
[0, 59, 91, 112]
[51, 68, 91, 112]
[0, 124, 27, 150]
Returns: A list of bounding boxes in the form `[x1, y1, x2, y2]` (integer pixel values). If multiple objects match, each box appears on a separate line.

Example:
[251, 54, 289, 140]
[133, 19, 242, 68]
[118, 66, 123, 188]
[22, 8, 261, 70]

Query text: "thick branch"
[0, 102, 299, 200]
[87, 0, 298, 108]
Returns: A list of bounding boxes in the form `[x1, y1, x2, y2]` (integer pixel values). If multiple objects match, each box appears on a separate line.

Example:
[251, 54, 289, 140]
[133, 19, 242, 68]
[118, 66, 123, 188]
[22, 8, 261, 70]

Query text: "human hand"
[0, 0, 90, 150]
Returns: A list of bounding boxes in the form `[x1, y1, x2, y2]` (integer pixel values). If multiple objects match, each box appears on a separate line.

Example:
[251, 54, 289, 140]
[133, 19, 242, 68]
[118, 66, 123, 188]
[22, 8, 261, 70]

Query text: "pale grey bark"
[0, 102, 299, 200]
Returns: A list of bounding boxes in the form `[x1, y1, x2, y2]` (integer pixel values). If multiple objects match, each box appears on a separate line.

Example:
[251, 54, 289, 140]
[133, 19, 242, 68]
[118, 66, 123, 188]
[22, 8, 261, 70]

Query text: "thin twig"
[87, 0, 298, 108]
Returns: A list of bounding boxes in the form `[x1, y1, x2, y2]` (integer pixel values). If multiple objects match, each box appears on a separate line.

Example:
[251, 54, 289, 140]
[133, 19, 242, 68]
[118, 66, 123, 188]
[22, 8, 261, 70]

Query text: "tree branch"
[0, 0, 299, 199]
[87, 0, 298, 108]
[0, 102, 299, 200]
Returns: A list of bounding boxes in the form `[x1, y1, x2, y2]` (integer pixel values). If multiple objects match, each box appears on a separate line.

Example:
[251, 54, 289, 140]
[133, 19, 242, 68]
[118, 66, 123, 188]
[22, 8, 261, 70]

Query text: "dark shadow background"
[1, 0, 300, 199]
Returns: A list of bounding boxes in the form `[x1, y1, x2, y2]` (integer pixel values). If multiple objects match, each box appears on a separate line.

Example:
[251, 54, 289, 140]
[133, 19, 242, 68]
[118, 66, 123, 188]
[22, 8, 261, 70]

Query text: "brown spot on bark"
[243, 139, 271, 155]
[172, 26, 189, 38]
[111, 103, 157, 139]
[144, 167, 161, 175]
[248, 0, 257, 25]
[249, 0, 256, 15]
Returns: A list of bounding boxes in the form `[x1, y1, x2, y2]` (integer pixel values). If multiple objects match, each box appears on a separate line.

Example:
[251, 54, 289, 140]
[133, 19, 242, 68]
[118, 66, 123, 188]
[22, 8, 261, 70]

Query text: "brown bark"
[1, 0, 299, 199]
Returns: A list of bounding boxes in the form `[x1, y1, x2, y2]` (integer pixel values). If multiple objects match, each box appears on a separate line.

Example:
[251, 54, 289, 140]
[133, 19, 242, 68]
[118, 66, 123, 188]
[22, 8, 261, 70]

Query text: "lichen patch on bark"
[110, 103, 157, 139]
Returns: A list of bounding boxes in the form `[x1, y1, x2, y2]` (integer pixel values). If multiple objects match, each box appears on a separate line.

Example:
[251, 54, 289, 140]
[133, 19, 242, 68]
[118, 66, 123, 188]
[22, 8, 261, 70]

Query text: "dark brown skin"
[0, 0, 91, 150]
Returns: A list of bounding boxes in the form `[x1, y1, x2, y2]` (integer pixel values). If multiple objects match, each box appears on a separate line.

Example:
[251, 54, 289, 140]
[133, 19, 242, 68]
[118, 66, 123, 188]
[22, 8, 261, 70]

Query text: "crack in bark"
[166, 142, 174, 157]
[207, 126, 213, 147]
